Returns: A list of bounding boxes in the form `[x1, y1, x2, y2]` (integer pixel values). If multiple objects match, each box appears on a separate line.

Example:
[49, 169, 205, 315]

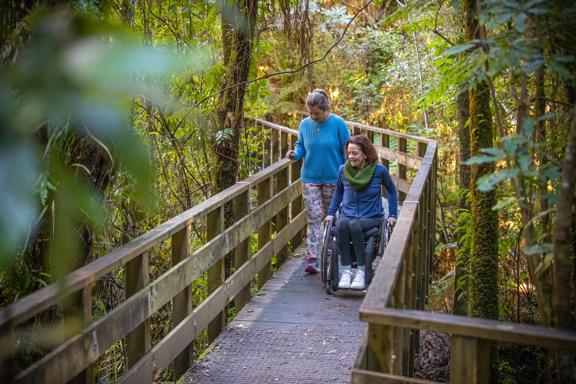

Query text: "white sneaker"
[338, 270, 353, 289]
[350, 269, 365, 290]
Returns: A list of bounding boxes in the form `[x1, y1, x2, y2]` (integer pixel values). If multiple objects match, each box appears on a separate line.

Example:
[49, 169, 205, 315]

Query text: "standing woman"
[286, 89, 350, 274]
[325, 135, 398, 289]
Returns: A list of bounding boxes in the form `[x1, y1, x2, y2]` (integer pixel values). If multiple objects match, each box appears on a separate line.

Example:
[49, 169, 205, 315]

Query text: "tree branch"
[195, 0, 375, 107]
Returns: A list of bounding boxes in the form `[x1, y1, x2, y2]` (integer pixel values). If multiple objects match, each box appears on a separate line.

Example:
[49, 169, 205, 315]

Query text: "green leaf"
[517, 153, 531, 172]
[463, 155, 499, 166]
[492, 197, 516, 211]
[480, 147, 504, 157]
[522, 118, 535, 137]
[443, 43, 476, 56]
[523, 243, 552, 256]
[514, 13, 528, 33]
[477, 168, 520, 192]
[0, 141, 39, 268]
[547, 61, 574, 80]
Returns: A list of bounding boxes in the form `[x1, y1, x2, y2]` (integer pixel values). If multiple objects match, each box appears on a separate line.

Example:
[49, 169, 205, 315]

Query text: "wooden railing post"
[263, 124, 271, 168]
[271, 127, 280, 163]
[276, 166, 289, 266]
[449, 336, 490, 384]
[257, 178, 272, 288]
[126, 253, 151, 371]
[172, 226, 193, 377]
[381, 133, 390, 169]
[67, 286, 95, 384]
[366, 323, 395, 373]
[290, 135, 304, 249]
[207, 206, 225, 342]
[234, 188, 251, 311]
[398, 137, 408, 202]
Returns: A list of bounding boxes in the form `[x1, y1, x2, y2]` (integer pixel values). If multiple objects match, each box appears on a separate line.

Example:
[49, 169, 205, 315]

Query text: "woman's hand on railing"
[387, 217, 397, 227]
[286, 149, 296, 159]
[324, 215, 334, 224]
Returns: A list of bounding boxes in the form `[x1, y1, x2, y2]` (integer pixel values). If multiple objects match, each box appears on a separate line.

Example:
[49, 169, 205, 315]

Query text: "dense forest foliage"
[1, 0, 574, 382]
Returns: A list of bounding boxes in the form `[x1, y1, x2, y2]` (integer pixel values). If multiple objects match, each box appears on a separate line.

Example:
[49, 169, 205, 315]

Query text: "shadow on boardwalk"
[185, 244, 366, 384]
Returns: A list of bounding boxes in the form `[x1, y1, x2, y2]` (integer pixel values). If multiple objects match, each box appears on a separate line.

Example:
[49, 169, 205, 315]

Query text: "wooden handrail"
[0, 160, 290, 332]
[13, 115, 561, 384]
[360, 308, 576, 350]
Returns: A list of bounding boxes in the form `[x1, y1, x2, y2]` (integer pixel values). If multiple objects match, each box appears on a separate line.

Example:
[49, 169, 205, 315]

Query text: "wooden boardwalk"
[185, 243, 367, 384]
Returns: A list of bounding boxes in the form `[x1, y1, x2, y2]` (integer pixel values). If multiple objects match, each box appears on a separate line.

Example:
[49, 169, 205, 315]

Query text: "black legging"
[335, 216, 381, 267]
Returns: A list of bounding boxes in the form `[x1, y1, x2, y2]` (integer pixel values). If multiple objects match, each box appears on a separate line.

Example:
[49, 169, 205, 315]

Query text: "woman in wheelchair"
[324, 135, 398, 290]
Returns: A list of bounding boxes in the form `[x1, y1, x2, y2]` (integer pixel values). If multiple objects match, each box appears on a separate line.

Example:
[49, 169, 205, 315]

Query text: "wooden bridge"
[1, 117, 575, 384]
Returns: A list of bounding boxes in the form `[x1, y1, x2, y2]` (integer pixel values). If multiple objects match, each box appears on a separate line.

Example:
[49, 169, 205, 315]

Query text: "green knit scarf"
[343, 161, 376, 190]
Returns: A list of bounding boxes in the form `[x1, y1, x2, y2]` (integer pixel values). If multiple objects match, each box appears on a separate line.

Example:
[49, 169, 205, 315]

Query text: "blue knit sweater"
[328, 163, 398, 219]
[292, 114, 350, 183]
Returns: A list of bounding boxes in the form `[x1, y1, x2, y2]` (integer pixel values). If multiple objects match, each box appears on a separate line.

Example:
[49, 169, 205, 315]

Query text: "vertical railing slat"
[207, 206, 225, 343]
[257, 178, 272, 289]
[172, 226, 193, 377]
[234, 189, 251, 312]
[398, 137, 407, 202]
[126, 253, 151, 371]
[449, 336, 490, 384]
[290, 134, 304, 249]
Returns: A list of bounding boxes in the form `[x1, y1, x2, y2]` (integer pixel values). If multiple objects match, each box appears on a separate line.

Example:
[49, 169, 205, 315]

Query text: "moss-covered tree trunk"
[214, 0, 258, 193]
[454, 86, 470, 316]
[465, 0, 499, 321]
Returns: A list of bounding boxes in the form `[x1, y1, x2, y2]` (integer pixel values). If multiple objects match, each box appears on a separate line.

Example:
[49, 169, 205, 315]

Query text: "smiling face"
[347, 143, 367, 169]
[307, 106, 330, 123]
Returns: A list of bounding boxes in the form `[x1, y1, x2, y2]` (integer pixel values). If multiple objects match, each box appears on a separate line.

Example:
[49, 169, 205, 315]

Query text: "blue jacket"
[328, 163, 398, 219]
[292, 114, 350, 183]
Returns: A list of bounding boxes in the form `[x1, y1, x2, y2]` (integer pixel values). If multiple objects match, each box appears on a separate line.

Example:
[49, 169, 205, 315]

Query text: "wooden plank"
[66, 286, 94, 384]
[271, 128, 280, 163]
[243, 158, 291, 186]
[276, 167, 289, 266]
[366, 323, 394, 373]
[398, 138, 407, 203]
[126, 253, 151, 368]
[290, 155, 304, 249]
[118, 211, 307, 383]
[257, 177, 272, 289]
[390, 176, 412, 195]
[207, 206, 225, 343]
[252, 118, 298, 137]
[381, 134, 390, 169]
[352, 368, 440, 384]
[14, 182, 305, 384]
[376, 147, 422, 170]
[346, 121, 432, 145]
[233, 188, 251, 312]
[449, 336, 490, 384]
[0, 160, 298, 333]
[359, 308, 576, 350]
[172, 226, 193, 377]
[361, 203, 418, 312]
[0, 182, 248, 331]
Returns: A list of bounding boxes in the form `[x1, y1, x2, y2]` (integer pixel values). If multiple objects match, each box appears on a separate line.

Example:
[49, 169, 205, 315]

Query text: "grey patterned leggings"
[303, 183, 336, 260]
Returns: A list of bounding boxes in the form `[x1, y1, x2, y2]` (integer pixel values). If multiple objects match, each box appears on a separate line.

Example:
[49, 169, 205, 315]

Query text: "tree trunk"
[214, 0, 258, 194]
[454, 87, 470, 316]
[552, 109, 576, 383]
[465, 0, 499, 322]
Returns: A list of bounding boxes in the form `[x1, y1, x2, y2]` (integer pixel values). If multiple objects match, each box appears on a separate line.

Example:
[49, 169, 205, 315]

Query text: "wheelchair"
[320, 210, 391, 294]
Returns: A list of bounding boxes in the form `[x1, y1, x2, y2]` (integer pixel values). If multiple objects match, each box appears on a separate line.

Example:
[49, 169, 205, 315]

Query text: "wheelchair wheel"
[320, 217, 334, 287]
[330, 245, 340, 292]
[365, 246, 373, 286]
[378, 221, 390, 258]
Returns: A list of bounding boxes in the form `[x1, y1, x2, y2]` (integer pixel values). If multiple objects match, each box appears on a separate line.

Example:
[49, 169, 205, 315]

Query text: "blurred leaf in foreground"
[0, 7, 209, 274]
